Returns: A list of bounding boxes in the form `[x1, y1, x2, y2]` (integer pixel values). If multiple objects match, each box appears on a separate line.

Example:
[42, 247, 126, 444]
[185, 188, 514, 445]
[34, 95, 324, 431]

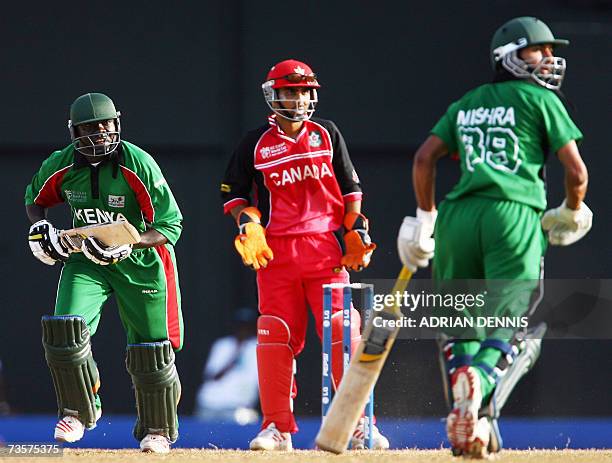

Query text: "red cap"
[265, 59, 320, 89]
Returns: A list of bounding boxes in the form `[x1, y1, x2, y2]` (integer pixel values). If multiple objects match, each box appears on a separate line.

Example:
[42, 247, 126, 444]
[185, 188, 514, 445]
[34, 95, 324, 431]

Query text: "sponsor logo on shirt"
[142, 289, 159, 294]
[74, 208, 128, 225]
[269, 162, 333, 186]
[220, 183, 231, 193]
[65, 190, 87, 203]
[308, 130, 322, 148]
[351, 169, 360, 183]
[260, 143, 288, 159]
[108, 195, 125, 208]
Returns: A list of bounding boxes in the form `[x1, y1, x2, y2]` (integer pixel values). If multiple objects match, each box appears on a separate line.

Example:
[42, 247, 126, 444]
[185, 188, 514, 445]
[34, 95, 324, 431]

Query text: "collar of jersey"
[267, 114, 307, 144]
[72, 144, 124, 169]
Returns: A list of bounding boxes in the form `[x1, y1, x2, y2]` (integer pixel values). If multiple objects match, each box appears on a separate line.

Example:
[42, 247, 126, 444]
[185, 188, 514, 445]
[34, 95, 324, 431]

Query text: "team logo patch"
[351, 169, 360, 183]
[65, 190, 87, 203]
[308, 130, 322, 148]
[108, 195, 125, 208]
[220, 183, 231, 193]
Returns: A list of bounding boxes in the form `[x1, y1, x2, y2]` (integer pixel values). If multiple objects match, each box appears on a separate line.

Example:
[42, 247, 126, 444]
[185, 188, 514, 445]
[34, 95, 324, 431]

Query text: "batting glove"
[341, 212, 376, 272]
[541, 199, 593, 246]
[28, 219, 70, 265]
[397, 208, 437, 272]
[234, 207, 274, 271]
[81, 237, 133, 265]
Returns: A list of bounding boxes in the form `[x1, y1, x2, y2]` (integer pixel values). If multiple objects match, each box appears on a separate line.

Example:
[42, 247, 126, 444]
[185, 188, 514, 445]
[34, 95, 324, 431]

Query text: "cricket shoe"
[140, 434, 171, 453]
[462, 417, 491, 459]
[447, 366, 487, 453]
[54, 407, 101, 443]
[54, 416, 85, 443]
[249, 423, 292, 451]
[350, 418, 390, 450]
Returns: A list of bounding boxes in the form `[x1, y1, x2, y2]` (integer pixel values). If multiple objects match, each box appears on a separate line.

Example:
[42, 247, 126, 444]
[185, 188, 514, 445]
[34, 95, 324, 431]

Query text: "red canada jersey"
[221, 115, 362, 237]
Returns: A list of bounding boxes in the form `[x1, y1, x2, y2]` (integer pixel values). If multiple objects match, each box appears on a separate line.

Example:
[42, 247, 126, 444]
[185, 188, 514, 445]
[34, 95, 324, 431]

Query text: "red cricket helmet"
[265, 59, 321, 89]
[262, 59, 320, 121]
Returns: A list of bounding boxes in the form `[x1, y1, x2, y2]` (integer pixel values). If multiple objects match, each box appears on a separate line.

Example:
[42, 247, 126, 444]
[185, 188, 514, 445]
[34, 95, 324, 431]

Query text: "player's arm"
[541, 140, 592, 246]
[25, 171, 74, 264]
[26, 203, 46, 223]
[398, 135, 449, 272]
[344, 201, 361, 214]
[412, 134, 449, 211]
[229, 205, 247, 220]
[557, 140, 588, 209]
[133, 228, 167, 249]
[324, 120, 374, 271]
[223, 132, 272, 270]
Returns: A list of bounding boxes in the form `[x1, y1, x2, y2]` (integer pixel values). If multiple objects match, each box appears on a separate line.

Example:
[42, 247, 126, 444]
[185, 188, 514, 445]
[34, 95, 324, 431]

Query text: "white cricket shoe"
[54, 416, 85, 443]
[140, 434, 171, 454]
[249, 423, 292, 451]
[446, 366, 488, 454]
[350, 417, 390, 450]
[462, 417, 491, 459]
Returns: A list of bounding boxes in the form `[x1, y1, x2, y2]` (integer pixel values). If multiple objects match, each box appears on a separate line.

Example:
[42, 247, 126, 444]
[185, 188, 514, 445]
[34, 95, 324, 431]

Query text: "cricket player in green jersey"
[397, 17, 592, 458]
[25, 93, 183, 454]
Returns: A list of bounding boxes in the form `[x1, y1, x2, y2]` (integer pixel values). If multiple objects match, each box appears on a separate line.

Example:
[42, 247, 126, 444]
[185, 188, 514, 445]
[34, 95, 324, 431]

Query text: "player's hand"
[397, 208, 437, 273]
[81, 237, 132, 265]
[341, 212, 376, 272]
[234, 207, 274, 270]
[541, 199, 592, 246]
[28, 219, 70, 265]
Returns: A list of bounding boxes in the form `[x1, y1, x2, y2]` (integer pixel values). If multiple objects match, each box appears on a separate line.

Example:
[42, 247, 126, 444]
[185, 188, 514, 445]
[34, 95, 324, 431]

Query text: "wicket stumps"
[322, 283, 375, 449]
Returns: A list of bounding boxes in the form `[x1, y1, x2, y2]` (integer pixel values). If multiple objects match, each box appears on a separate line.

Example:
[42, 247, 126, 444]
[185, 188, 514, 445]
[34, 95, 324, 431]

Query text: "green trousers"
[433, 196, 546, 399]
[55, 245, 183, 351]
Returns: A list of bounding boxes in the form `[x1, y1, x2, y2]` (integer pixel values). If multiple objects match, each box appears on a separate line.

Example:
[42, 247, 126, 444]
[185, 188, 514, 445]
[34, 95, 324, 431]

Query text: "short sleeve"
[431, 102, 459, 153]
[24, 149, 72, 207]
[540, 92, 583, 153]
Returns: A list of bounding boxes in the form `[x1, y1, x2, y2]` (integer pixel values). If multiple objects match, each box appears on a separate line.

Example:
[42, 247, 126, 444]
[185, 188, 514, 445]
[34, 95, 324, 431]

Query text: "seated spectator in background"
[195, 308, 259, 424]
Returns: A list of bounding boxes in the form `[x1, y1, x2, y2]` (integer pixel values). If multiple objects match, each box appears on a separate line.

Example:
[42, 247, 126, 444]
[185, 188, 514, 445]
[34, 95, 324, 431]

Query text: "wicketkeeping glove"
[28, 219, 71, 265]
[234, 207, 274, 271]
[81, 237, 132, 265]
[397, 208, 437, 273]
[541, 199, 593, 246]
[341, 212, 376, 272]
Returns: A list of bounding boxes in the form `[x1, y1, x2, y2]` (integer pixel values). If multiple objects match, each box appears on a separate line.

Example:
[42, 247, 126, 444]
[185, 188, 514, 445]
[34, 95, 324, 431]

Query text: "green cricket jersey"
[25, 141, 182, 245]
[431, 80, 583, 211]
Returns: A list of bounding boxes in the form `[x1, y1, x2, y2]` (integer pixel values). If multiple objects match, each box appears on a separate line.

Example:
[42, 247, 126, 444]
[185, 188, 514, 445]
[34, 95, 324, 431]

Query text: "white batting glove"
[397, 208, 437, 272]
[541, 199, 593, 246]
[81, 237, 132, 265]
[28, 219, 70, 265]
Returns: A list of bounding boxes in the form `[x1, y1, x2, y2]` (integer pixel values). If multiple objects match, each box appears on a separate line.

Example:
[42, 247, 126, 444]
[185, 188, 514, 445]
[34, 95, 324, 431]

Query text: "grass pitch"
[5, 449, 609, 462]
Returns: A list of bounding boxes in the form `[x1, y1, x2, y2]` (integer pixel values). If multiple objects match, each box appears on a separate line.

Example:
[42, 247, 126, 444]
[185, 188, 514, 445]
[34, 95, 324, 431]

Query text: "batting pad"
[126, 341, 181, 443]
[41, 315, 101, 429]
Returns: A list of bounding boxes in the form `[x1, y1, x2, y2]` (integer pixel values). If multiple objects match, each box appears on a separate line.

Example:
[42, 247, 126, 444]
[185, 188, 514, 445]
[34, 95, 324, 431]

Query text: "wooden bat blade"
[315, 266, 413, 453]
[62, 220, 141, 249]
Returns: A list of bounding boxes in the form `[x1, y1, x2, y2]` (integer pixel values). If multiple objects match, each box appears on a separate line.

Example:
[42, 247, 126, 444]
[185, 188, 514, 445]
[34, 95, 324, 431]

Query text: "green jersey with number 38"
[431, 80, 582, 211]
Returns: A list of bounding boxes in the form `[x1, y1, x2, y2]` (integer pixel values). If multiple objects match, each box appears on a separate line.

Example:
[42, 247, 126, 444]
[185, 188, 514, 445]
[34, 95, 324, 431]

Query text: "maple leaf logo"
[294, 66, 306, 75]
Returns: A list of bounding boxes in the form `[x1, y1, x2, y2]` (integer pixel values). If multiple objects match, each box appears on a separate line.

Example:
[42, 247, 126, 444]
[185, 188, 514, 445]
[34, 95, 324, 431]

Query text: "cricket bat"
[61, 220, 141, 250]
[316, 218, 422, 453]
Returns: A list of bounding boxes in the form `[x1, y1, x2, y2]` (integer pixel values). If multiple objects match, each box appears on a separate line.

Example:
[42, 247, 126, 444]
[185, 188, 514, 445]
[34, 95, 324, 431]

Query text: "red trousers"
[256, 232, 356, 432]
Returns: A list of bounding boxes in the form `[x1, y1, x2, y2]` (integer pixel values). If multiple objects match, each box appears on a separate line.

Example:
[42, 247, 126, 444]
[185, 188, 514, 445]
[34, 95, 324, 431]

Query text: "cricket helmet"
[262, 59, 320, 121]
[490, 17, 569, 89]
[68, 93, 121, 157]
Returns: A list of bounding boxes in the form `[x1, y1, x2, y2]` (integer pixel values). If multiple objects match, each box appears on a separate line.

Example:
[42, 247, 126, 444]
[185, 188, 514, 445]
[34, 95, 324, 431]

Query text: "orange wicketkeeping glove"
[234, 207, 274, 271]
[341, 211, 377, 271]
